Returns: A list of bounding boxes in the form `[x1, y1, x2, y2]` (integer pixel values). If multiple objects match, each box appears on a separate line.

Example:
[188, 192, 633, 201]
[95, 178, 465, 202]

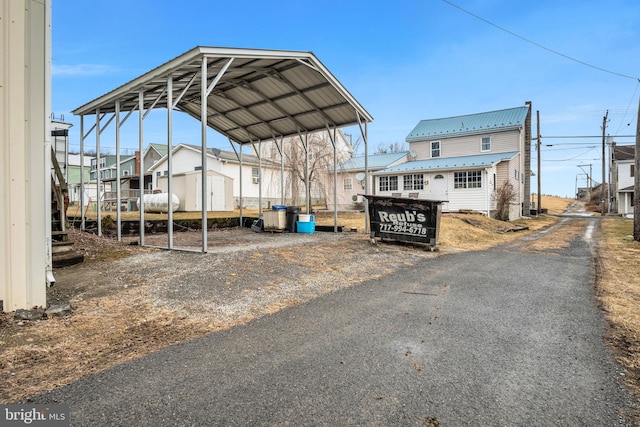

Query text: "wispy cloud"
[52, 63, 119, 77]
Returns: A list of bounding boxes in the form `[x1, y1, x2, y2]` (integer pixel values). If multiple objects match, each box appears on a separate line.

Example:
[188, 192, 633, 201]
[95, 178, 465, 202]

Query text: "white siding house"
[373, 105, 531, 220]
[148, 144, 289, 210]
[611, 145, 635, 217]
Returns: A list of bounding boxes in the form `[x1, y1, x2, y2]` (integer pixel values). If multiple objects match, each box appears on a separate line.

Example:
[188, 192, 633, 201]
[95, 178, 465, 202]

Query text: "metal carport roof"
[72, 46, 373, 144]
[73, 46, 374, 252]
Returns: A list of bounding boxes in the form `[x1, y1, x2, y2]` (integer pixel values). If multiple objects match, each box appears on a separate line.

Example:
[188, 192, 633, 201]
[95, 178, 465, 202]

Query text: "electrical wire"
[441, 0, 640, 82]
[613, 81, 640, 136]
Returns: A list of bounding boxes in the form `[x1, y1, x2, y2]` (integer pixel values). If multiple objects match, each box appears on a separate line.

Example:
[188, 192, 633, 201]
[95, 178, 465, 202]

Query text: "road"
[31, 216, 636, 426]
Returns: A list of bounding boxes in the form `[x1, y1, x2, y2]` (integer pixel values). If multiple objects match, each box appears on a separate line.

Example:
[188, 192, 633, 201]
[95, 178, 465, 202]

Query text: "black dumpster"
[286, 206, 301, 232]
[364, 195, 444, 247]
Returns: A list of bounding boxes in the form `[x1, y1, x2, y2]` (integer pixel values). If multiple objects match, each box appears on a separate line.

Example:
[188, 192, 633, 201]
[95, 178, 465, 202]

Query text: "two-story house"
[611, 144, 635, 217]
[373, 105, 531, 220]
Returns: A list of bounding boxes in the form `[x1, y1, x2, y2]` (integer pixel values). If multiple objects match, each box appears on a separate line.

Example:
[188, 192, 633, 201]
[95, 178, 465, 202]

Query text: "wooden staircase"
[51, 149, 84, 267]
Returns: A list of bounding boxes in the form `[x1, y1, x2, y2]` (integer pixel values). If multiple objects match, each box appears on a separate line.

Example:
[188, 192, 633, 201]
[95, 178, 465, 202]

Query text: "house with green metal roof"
[373, 104, 532, 219]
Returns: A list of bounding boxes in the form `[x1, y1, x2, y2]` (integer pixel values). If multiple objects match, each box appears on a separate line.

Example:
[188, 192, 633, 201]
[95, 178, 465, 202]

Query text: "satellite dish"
[409, 150, 417, 159]
[355, 172, 366, 181]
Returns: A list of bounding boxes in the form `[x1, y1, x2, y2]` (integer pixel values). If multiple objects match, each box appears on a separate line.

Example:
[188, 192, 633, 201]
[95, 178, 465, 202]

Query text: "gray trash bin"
[286, 206, 301, 232]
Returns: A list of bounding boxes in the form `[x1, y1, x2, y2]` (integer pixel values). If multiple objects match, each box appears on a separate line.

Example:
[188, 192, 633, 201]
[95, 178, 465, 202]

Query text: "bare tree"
[265, 131, 352, 207]
[375, 141, 407, 154]
[494, 181, 518, 221]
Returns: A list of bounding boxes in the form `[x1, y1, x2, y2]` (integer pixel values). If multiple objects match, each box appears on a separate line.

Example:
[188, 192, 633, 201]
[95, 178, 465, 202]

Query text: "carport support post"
[228, 138, 243, 225]
[256, 140, 263, 213]
[115, 101, 122, 241]
[95, 108, 101, 237]
[279, 136, 285, 205]
[167, 75, 174, 249]
[138, 91, 145, 246]
[79, 115, 85, 231]
[357, 112, 369, 234]
[305, 132, 310, 214]
[200, 57, 208, 253]
[326, 124, 338, 232]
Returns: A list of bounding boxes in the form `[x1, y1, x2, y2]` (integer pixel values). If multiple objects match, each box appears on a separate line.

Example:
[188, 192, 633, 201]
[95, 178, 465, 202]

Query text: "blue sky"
[52, 0, 640, 198]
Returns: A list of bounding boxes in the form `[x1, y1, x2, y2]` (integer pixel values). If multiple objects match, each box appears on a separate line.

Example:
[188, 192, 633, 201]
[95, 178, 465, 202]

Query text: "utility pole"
[634, 96, 640, 241]
[537, 110, 541, 214]
[577, 164, 593, 200]
[601, 111, 608, 216]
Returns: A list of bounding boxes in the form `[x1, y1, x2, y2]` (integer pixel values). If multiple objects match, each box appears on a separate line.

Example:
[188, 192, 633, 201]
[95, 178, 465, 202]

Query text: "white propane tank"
[137, 193, 180, 213]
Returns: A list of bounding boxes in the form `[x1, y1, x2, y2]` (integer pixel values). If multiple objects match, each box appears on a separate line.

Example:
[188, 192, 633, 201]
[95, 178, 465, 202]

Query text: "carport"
[73, 46, 373, 252]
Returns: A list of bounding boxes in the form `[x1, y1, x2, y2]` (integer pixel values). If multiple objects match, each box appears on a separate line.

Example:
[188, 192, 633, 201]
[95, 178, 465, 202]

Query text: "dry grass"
[537, 195, 576, 215]
[597, 219, 640, 408]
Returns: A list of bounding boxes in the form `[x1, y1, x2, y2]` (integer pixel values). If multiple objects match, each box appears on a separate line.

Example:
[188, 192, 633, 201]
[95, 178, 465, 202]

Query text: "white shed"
[157, 169, 234, 212]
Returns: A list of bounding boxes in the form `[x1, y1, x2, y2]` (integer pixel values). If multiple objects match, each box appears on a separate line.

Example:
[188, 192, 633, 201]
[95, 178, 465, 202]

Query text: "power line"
[441, 0, 640, 82]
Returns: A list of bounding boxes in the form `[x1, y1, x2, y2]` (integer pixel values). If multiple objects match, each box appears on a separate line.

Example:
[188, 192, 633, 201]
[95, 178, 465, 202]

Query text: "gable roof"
[613, 145, 635, 161]
[406, 106, 530, 142]
[147, 143, 169, 157]
[337, 151, 410, 171]
[72, 46, 373, 145]
[374, 151, 519, 175]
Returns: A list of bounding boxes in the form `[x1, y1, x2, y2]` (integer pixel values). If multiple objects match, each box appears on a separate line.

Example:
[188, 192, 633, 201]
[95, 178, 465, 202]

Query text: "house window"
[156, 171, 161, 178]
[194, 166, 202, 171]
[514, 169, 519, 180]
[251, 167, 259, 178]
[481, 137, 491, 152]
[454, 170, 482, 189]
[632, 165, 635, 177]
[404, 174, 424, 190]
[163, 170, 169, 176]
[344, 178, 353, 191]
[431, 141, 441, 158]
[379, 176, 398, 192]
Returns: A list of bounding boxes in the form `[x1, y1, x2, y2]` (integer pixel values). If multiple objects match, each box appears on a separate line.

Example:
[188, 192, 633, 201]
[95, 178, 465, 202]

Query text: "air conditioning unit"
[252, 176, 259, 184]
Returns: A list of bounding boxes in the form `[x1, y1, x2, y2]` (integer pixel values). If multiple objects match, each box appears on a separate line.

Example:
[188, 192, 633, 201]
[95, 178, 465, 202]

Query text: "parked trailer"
[364, 195, 444, 247]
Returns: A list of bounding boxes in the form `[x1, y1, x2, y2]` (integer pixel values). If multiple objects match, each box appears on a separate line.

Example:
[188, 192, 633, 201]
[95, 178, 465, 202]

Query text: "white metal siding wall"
[618, 161, 634, 189]
[0, 0, 50, 312]
[409, 130, 521, 159]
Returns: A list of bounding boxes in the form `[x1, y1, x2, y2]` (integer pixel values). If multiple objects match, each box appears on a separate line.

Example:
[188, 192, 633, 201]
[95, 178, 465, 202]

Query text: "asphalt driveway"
[30, 217, 636, 425]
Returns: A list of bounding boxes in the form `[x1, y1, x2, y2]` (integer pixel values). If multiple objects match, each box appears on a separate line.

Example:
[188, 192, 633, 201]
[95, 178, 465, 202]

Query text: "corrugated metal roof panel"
[374, 152, 519, 174]
[406, 106, 530, 142]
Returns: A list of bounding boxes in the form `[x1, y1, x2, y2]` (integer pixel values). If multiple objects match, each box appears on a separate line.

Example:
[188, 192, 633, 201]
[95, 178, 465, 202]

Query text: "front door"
[431, 174, 447, 200]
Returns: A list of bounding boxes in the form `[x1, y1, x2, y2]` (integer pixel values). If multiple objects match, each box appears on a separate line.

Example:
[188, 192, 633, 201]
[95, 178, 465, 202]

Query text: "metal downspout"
[486, 169, 490, 217]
